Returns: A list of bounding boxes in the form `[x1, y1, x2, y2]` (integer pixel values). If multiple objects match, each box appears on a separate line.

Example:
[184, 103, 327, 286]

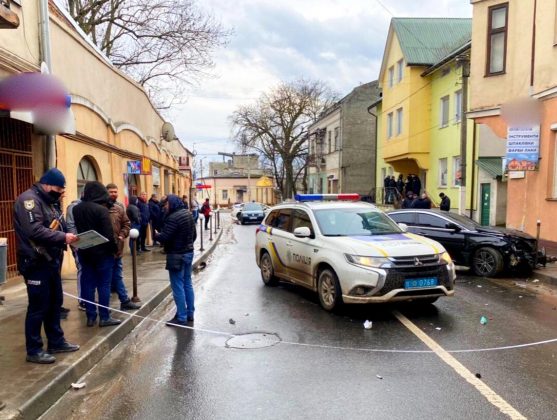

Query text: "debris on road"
[480, 316, 488, 325]
[71, 382, 86, 390]
[532, 279, 540, 283]
[244, 313, 250, 316]
[477, 285, 482, 288]
[363, 320, 373, 329]
[519, 295, 523, 299]
[376, 375, 383, 380]
[435, 327, 442, 331]
[475, 373, 482, 379]
[229, 318, 236, 325]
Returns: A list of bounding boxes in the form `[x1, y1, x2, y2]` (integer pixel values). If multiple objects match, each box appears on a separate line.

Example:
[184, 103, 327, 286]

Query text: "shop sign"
[152, 165, 160, 186]
[505, 126, 540, 171]
[141, 157, 152, 175]
[179, 156, 190, 170]
[127, 160, 141, 174]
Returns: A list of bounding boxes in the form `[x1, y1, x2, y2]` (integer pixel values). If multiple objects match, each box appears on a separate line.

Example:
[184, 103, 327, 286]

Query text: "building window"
[486, 3, 508, 75]
[334, 127, 340, 150]
[396, 108, 403, 136]
[388, 66, 394, 87]
[222, 189, 228, 200]
[328, 130, 332, 153]
[439, 158, 448, 187]
[440, 95, 450, 127]
[77, 156, 99, 197]
[455, 90, 463, 123]
[453, 156, 462, 187]
[387, 112, 393, 138]
[396, 59, 404, 83]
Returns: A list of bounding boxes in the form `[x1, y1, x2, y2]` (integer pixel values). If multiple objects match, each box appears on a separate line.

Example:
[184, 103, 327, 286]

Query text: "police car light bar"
[295, 193, 360, 201]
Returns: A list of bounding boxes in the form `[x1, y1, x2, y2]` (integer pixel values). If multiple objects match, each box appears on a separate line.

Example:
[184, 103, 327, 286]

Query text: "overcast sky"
[171, 0, 472, 165]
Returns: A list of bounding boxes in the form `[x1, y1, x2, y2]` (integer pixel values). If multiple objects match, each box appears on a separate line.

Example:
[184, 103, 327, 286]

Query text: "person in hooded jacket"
[137, 192, 151, 252]
[126, 196, 141, 254]
[73, 181, 120, 327]
[155, 195, 197, 326]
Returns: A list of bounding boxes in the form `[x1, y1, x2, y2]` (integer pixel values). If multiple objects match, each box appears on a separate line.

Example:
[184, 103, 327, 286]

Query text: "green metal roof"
[392, 18, 472, 66]
[475, 157, 504, 179]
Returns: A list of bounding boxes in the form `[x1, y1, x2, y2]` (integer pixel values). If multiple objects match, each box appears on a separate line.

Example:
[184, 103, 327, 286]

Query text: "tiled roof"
[392, 18, 472, 66]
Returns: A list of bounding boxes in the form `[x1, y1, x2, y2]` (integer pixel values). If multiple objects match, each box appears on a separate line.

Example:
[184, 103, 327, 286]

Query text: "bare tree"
[65, 0, 229, 108]
[231, 79, 337, 199]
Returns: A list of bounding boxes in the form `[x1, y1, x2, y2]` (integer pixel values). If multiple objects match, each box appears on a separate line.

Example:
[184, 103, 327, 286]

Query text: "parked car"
[387, 209, 541, 277]
[236, 202, 266, 224]
[255, 194, 455, 311]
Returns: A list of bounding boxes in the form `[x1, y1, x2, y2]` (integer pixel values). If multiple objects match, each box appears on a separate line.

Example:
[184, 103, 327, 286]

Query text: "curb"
[7, 227, 225, 420]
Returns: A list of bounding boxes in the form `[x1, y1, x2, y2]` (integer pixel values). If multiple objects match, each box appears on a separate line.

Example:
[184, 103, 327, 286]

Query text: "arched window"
[77, 157, 99, 197]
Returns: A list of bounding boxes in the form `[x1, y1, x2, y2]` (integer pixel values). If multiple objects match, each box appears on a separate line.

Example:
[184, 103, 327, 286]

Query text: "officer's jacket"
[13, 184, 67, 269]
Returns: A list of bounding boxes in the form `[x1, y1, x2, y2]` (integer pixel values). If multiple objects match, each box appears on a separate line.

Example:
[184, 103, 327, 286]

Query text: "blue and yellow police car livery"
[255, 194, 456, 312]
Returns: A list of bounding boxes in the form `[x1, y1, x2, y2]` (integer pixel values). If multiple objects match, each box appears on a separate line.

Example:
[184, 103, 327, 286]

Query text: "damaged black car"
[387, 209, 545, 277]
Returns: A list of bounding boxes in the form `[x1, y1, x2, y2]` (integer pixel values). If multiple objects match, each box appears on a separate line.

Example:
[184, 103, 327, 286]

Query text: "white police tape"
[64, 291, 557, 354]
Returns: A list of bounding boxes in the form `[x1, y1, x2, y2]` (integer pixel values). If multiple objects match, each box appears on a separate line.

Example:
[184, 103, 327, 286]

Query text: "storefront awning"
[475, 157, 503, 179]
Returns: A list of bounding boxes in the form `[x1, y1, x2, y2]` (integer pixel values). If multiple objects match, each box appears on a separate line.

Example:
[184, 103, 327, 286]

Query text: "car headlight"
[345, 254, 391, 268]
[438, 251, 452, 265]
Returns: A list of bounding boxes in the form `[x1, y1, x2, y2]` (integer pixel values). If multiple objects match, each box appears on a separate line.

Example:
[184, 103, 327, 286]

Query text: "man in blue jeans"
[73, 182, 121, 327]
[107, 184, 141, 311]
[155, 195, 197, 326]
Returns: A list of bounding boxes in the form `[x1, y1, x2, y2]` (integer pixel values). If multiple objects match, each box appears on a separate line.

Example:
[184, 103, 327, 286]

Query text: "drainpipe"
[39, 0, 56, 169]
[469, 122, 477, 220]
[367, 104, 379, 201]
[457, 55, 470, 215]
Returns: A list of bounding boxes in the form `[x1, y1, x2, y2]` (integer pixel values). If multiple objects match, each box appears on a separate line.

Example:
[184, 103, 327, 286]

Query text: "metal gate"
[0, 117, 34, 278]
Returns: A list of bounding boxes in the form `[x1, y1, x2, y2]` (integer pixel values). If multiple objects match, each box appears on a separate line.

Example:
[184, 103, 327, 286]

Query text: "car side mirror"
[445, 222, 461, 232]
[398, 223, 408, 232]
[293, 227, 312, 238]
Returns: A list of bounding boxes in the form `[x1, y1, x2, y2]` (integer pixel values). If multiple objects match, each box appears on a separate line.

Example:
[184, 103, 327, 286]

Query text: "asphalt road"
[44, 223, 557, 420]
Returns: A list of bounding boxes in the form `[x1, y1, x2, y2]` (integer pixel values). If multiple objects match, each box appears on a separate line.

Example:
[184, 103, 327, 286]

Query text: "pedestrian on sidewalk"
[138, 192, 151, 252]
[126, 196, 141, 254]
[65, 196, 85, 311]
[190, 194, 199, 224]
[155, 195, 197, 326]
[107, 184, 141, 311]
[13, 168, 80, 364]
[148, 194, 162, 246]
[201, 198, 212, 230]
[73, 181, 121, 328]
[439, 193, 451, 211]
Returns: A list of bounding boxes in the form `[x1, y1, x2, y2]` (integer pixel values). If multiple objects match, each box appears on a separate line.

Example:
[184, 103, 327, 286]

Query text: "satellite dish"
[161, 122, 176, 142]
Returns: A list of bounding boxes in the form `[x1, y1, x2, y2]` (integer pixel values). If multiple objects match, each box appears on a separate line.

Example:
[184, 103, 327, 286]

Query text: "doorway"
[480, 183, 491, 226]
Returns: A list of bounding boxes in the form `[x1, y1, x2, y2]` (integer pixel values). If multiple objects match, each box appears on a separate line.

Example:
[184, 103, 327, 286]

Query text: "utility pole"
[457, 54, 470, 215]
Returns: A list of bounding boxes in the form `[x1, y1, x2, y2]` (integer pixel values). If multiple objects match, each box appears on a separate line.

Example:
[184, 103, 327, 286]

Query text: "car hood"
[326, 233, 446, 257]
[474, 226, 535, 240]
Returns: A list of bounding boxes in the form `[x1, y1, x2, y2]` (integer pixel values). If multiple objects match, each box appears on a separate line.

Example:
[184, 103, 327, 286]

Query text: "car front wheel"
[260, 252, 278, 286]
[472, 247, 504, 277]
[317, 268, 343, 312]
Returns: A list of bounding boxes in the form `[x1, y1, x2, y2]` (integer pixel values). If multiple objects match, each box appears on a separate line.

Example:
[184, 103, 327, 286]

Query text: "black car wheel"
[472, 247, 504, 277]
[260, 252, 278, 286]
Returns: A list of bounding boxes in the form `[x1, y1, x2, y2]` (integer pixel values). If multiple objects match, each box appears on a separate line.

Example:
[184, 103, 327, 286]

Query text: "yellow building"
[376, 18, 472, 197]
[0, 2, 193, 279]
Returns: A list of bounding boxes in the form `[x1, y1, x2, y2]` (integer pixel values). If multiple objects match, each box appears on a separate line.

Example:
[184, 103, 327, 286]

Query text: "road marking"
[393, 310, 526, 420]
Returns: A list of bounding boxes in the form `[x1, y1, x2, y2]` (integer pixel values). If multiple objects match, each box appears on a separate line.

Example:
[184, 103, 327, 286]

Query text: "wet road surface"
[44, 224, 557, 420]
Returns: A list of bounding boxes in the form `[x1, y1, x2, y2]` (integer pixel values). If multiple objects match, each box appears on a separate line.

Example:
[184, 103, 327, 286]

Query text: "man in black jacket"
[13, 168, 80, 364]
[73, 182, 120, 327]
[155, 195, 197, 326]
[127, 196, 141, 254]
[439, 193, 451, 211]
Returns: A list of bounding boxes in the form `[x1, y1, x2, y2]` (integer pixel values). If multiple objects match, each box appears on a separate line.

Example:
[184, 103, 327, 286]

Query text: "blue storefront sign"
[127, 160, 141, 174]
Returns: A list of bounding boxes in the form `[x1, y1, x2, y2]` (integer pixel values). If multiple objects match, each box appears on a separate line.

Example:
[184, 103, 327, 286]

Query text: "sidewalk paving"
[0, 219, 225, 420]
[531, 239, 557, 286]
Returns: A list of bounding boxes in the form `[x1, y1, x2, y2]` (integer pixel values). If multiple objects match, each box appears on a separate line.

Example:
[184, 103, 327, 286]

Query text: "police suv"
[255, 194, 455, 311]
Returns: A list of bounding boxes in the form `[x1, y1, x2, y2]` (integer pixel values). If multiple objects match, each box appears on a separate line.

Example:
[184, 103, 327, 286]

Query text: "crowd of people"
[13, 168, 202, 364]
[384, 173, 451, 210]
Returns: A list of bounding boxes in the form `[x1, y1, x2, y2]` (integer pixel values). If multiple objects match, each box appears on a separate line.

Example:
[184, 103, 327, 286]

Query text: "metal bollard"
[217, 210, 220, 229]
[214, 210, 218, 234]
[209, 213, 213, 241]
[129, 229, 141, 303]
[199, 217, 204, 252]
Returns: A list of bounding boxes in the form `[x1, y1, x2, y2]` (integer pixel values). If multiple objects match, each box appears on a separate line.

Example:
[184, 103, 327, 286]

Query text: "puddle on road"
[225, 332, 281, 349]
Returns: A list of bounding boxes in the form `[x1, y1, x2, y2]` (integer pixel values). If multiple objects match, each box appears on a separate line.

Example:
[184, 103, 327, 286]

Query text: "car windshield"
[314, 208, 402, 236]
[244, 203, 263, 211]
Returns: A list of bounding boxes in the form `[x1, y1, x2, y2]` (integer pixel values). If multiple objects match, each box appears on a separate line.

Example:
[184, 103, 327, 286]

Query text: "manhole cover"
[226, 333, 281, 349]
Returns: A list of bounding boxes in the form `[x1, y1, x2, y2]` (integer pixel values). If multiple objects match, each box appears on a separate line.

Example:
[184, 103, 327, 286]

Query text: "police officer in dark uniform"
[13, 168, 80, 364]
